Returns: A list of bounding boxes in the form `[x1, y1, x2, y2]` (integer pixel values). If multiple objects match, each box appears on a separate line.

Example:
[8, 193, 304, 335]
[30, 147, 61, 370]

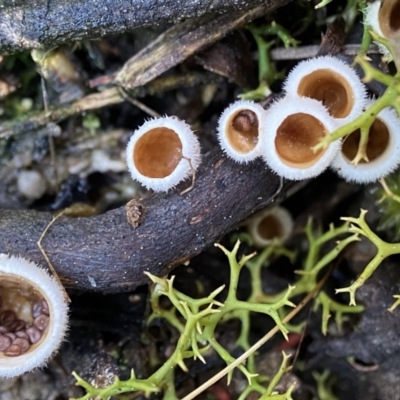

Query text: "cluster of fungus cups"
[0, 254, 68, 378]
[126, 55, 400, 190]
[218, 55, 368, 180]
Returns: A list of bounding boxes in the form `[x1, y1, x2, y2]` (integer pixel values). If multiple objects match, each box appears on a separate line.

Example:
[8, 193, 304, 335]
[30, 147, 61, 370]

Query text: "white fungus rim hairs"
[283, 55, 367, 125]
[331, 100, 400, 183]
[126, 116, 201, 192]
[366, 0, 400, 39]
[0, 254, 69, 378]
[365, 0, 384, 38]
[260, 96, 341, 181]
[365, 0, 392, 58]
[217, 100, 267, 163]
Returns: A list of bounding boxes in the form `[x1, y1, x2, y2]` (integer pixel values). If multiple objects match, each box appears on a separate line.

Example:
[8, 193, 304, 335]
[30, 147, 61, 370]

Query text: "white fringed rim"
[126, 116, 201, 192]
[0, 254, 69, 378]
[365, 1, 384, 36]
[246, 206, 293, 248]
[260, 97, 341, 181]
[365, 0, 392, 58]
[374, 0, 400, 38]
[283, 55, 367, 125]
[331, 103, 400, 183]
[217, 100, 266, 163]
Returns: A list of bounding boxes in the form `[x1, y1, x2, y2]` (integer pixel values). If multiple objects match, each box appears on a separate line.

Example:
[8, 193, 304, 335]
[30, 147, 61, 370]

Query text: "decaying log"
[0, 149, 287, 293]
[0, 0, 291, 55]
[114, 0, 291, 89]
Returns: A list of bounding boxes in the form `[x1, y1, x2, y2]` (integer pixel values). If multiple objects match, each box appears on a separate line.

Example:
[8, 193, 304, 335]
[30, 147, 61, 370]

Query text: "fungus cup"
[284, 56, 367, 125]
[260, 97, 340, 180]
[246, 206, 293, 248]
[331, 102, 400, 183]
[126, 116, 201, 192]
[365, 1, 385, 38]
[365, 0, 400, 62]
[377, 0, 400, 39]
[217, 100, 267, 163]
[0, 254, 69, 378]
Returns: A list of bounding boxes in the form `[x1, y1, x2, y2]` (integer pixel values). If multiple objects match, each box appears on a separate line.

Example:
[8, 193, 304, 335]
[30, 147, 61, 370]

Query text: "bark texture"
[0, 0, 289, 54]
[0, 149, 288, 293]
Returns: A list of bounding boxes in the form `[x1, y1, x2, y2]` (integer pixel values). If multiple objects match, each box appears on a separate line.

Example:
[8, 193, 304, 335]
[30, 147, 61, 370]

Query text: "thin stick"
[119, 88, 161, 118]
[270, 43, 381, 61]
[41, 76, 59, 192]
[181, 265, 333, 400]
[37, 211, 71, 303]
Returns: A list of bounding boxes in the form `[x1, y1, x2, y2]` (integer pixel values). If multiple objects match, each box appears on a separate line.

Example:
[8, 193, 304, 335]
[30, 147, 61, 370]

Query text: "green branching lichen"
[243, 219, 363, 335]
[72, 211, 387, 398]
[375, 174, 400, 240]
[337, 209, 400, 306]
[238, 352, 295, 400]
[72, 241, 298, 399]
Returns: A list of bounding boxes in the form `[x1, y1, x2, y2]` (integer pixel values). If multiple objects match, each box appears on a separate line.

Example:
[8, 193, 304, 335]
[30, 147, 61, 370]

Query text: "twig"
[118, 88, 161, 118]
[37, 210, 71, 303]
[270, 43, 381, 60]
[0, 72, 213, 139]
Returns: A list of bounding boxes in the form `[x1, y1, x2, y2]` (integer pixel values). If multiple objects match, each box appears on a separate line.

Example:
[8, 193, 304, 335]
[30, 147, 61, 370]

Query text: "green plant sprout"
[313, 370, 340, 400]
[71, 241, 297, 400]
[336, 209, 400, 306]
[242, 22, 299, 101]
[312, 54, 400, 164]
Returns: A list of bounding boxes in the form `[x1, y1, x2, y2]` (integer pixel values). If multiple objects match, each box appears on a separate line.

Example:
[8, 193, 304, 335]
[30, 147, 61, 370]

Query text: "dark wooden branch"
[115, 0, 290, 89]
[0, 149, 289, 293]
[0, 0, 290, 55]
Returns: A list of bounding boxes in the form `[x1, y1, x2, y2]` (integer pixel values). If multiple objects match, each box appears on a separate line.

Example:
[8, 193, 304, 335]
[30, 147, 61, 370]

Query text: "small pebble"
[26, 326, 42, 344]
[32, 299, 49, 318]
[0, 326, 8, 334]
[9, 320, 25, 332]
[0, 310, 16, 326]
[16, 330, 29, 340]
[5, 332, 16, 341]
[0, 335, 11, 351]
[13, 338, 30, 354]
[41, 300, 49, 316]
[4, 344, 21, 357]
[34, 314, 49, 331]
